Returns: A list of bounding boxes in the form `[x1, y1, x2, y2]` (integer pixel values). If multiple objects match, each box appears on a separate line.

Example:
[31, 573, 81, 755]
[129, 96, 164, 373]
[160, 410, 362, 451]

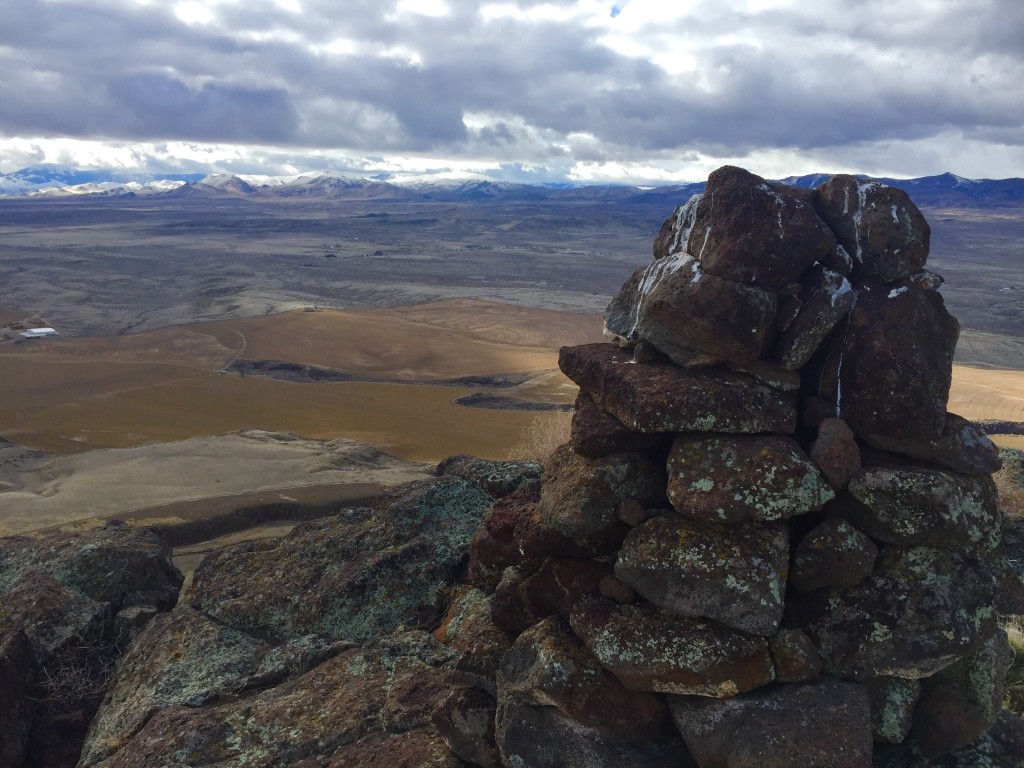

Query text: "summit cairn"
[456, 166, 1022, 767]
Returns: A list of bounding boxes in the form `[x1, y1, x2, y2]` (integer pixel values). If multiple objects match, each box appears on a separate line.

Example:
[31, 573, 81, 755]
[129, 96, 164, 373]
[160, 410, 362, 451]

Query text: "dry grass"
[506, 412, 572, 461]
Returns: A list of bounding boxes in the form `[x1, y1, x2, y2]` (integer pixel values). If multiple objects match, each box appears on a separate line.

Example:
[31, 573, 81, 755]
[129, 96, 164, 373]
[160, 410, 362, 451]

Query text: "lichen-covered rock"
[867, 676, 921, 745]
[570, 599, 775, 696]
[995, 517, 1024, 614]
[615, 514, 789, 636]
[666, 434, 833, 523]
[861, 413, 1002, 477]
[570, 391, 669, 459]
[559, 344, 797, 435]
[725, 357, 802, 391]
[435, 454, 541, 498]
[813, 175, 930, 282]
[668, 677, 873, 768]
[431, 687, 500, 768]
[910, 628, 1013, 758]
[807, 546, 998, 681]
[686, 166, 837, 290]
[842, 467, 1001, 554]
[775, 264, 856, 370]
[538, 444, 665, 550]
[811, 417, 863, 489]
[820, 280, 958, 440]
[88, 631, 460, 767]
[520, 557, 611, 621]
[495, 618, 686, 768]
[492, 566, 539, 636]
[791, 517, 877, 592]
[79, 606, 347, 767]
[874, 710, 1024, 767]
[188, 477, 492, 643]
[604, 251, 779, 367]
[0, 631, 34, 768]
[769, 628, 824, 683]
[433, 586, 512, 692]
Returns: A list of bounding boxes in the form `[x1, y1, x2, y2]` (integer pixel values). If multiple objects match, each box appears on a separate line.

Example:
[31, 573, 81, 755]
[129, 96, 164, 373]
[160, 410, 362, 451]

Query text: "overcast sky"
[1, 0, 1022, 182]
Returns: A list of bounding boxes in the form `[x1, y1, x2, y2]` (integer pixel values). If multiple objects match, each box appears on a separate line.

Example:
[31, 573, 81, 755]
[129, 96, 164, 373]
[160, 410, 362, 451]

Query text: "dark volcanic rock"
[433, 586, 512, 692]
[537, 444, 665, 550]
[560, 344, 797, 435]
[570, 391, 669, 459]
[807, 546, 998, 681]
[615, 515, 789, 636]
[431, 687, 500, 768]
[768, 628, 824, 683]
[0, 632, 34, 768]
[495, 618, 685, 768]
[875, 710, 1024, 768]
[810, 417, 863, 489]
[775, 264, 856, 370]
[822, 281, 959, 440]
[80, 606, 348, 767]
[652, 193, 702, 261]
[910, 628, 1013, 758]
[867, 676, 921, 745]
[188, 477, 492, 643]
[813, 175, 930, 282]
[996, 517, 1024, 614]
[90, 631, 461, 767]
[842, 466, 1001, 554]
[861, 413, 1002, 477]
[436, 454, 542, 498]
[687, 166, 837, 290]
[604, 252, 779, 367]
[791, 517, 877, 592]
[668, 677, 872, 768]
[570, 599, 775, 696]
[666, 434, 833, 523]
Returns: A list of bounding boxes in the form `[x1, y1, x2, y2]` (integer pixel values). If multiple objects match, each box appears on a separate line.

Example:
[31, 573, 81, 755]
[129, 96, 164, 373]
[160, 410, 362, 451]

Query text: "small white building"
[21, 327, 58, 339]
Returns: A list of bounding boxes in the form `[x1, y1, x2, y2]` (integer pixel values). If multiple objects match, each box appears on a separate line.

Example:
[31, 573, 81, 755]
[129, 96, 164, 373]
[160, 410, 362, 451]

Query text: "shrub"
[506, 412, 572, 461]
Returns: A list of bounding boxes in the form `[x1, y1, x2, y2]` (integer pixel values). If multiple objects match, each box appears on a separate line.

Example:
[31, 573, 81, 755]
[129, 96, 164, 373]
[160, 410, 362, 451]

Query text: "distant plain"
[0, 193, 1021, 539]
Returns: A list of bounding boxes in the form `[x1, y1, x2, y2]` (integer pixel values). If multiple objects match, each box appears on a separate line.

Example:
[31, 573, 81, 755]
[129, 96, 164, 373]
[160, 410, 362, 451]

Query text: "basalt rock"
[768, 628, 824, 683]
[665, 434, 833, 523]
[875, 710, 1024, 768]
[775, 263, 856, 370]
[860, 413, 1002, 478]
[0, 632, 34, 768]
[615, 515, 789, 636]
[436, 454, 542, 498]
[434, 586, 513, 692]
[559, 344, 797, 435]
[813, 175, 930, 283]
[790, 517, 877, 592]
[570, 391, 669, 459]
[431, 687, 501, 768]
[866, 676, 921, 745]
[810, 417, 863, 489]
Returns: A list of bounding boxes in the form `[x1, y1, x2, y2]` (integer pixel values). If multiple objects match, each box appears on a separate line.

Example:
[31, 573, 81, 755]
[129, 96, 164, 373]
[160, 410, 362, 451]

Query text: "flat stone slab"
[559, 344, 797, 435]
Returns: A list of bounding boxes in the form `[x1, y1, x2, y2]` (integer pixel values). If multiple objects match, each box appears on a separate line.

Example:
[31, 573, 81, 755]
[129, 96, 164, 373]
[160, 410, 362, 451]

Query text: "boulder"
[433, 587, 512, 692]
[666, 434, 833, 523]
[996, 517, 1024, 614]
[606, 251, 779, 367]
[842, 467, 1001, 554]
[669, 677, 873, 768]
[188, 477, 492, 643]
[813, 175, 930, 282]
[810, 417, 863, 489]
[790, 517, 877, 593]
[570, 391, 669, 459]
[86, 631, 461, 767]
[652, 193, 703, 260]
[79, 606, 347, 767]
[615, 515, 789, 636]
[807, 546, 998, 680]
[861, 413, 1002, 477]
[875, 710, 1024, 768]
[570, 599, 775, 696]
[0, 632, 34, 768]
[686, 166, 837, 290]
[495, 618, 685, 768]
[435, 454, 541, 498]
[910, 628, 1013, 757]
[775, 264, 856, 370]
[768, 628, 824, 683]
[821, 280, 958, 440]
[866, 676, 921, 745]
[559, 344, 797, 435]
[538, 444, 665, 550]
[431, 686, 500, 768]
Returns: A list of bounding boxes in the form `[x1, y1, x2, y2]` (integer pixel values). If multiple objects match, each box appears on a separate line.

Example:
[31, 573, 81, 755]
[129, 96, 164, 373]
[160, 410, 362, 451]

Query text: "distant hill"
[1, 165, 1022, 208]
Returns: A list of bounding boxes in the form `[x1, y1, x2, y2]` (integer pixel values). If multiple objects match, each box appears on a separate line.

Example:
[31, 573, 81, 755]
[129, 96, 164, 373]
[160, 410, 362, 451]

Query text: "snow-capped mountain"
[1, 164, 1022, 208]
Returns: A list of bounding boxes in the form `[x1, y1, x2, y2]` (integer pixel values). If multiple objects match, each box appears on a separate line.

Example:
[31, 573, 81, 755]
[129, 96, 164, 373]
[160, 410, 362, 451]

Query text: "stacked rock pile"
[445, 166, 1023, 767]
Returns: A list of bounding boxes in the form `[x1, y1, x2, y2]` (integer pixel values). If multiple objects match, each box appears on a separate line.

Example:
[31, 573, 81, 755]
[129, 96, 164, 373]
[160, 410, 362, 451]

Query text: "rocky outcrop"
[0, 523, 182, 768]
